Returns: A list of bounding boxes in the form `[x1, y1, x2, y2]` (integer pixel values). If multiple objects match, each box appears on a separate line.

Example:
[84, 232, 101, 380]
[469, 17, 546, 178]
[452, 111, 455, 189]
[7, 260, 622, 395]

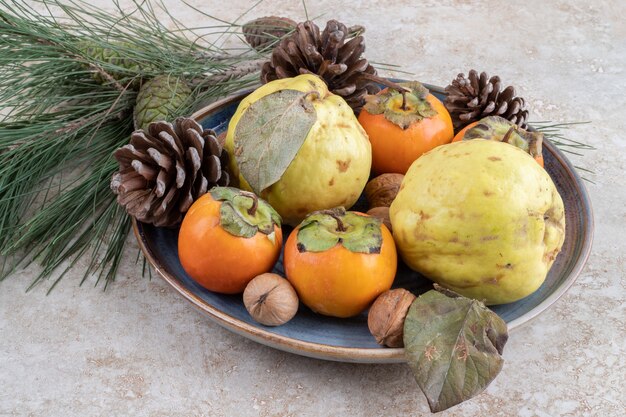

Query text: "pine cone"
[111, 118, 230, 227]
[78, 41, 154, 89]
[444, 70, 529, 130]
[133, 75, 192, 130]
[242, 16, 297, 51]
[261, 20, 380, 112]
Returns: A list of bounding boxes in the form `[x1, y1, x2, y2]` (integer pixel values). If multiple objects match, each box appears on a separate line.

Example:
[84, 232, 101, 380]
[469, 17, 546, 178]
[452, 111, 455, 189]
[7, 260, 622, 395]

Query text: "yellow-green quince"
[224, 74, 371, 225]
[390, 139, 565, 305]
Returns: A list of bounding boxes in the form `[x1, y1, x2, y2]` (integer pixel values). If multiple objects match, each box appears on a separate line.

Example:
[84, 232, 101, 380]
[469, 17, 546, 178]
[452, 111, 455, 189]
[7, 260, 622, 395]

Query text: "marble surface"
[1, 0, 625, 416]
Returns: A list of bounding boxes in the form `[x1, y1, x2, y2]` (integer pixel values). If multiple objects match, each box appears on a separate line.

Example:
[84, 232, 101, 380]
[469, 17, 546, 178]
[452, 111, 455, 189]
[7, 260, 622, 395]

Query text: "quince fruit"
[224, 74, 371, 225]
[390, 140, 565, 305]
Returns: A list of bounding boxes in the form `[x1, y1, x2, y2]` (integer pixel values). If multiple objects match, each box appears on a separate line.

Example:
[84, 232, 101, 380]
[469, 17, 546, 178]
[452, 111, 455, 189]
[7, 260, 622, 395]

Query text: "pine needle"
[0, 0, 263, 291]
[531, 121, 594, 181]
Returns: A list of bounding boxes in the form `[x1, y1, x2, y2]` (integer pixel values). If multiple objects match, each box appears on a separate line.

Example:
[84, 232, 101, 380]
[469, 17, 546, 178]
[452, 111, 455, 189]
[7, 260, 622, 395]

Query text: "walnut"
[367, 288, 416, 347]
[367, 206, 392, 233]
[364, 173, 404, 208]
[243, 273, 299, 326]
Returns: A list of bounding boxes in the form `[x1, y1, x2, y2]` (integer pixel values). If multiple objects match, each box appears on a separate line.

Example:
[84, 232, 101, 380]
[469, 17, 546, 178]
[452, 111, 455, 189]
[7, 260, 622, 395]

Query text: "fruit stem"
[242, 191, 259, 216]
[361, 73, 410, 96]
[318, 208, 348, 232]
[329, 212, 346, 232]
[502, 126, 516, 144]
[304, 90, 321, 101]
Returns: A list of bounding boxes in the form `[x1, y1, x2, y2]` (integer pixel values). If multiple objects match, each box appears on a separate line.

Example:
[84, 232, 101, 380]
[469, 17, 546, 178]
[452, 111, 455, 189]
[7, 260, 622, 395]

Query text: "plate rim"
[133, 84, 594, 363]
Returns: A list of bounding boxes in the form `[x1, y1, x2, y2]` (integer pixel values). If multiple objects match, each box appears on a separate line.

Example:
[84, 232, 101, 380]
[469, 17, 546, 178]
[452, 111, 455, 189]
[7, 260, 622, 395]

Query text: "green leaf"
[209, 186, 241, 202]
[463, 116, 545, 161]
[363, 81, 437, 129]
[403, 287, 509, 413]
[211, 187, 281, 239]
[233, 89, 317, 194]
[219, 201, 258, 238]
[296, 207, 383, 254]
[296, 217, 341, 253]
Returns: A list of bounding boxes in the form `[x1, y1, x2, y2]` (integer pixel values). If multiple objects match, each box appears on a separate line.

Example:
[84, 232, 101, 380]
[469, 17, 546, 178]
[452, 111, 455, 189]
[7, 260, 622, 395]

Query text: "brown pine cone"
[111, 117, 229, 227]
[261, 19, 380, 112]
[242, 16, 297, 51]
[444, 70, 529, 130]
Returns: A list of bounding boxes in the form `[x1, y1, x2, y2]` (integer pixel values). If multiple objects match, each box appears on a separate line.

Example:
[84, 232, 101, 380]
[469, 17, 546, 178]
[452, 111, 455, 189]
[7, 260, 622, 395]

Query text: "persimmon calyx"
[363, 81, 437, 129]
[296, 207, 383, 254]
[464, 116, 543, 160]
[209, 187, 281, 239]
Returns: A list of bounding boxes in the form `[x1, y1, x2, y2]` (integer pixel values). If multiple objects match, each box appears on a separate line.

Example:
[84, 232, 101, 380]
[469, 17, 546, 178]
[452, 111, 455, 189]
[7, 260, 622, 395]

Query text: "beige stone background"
[1, 0, 625, 416]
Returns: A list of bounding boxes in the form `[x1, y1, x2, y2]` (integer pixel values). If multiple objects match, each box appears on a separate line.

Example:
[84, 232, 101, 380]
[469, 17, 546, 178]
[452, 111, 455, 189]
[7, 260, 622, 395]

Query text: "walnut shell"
[367, 206, 392, 233]
[243, 273, 299, 326]
[364, 173, 404, 208]
[367, 288, 416, 347]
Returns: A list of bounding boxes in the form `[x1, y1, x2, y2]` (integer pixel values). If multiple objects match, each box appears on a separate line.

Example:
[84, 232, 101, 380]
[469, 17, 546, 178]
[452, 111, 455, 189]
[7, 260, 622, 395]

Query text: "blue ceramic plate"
[133, 84, 594, 363]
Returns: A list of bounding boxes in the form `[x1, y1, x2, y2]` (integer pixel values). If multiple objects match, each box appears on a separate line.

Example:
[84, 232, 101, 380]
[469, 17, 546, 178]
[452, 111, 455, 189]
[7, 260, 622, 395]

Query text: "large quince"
[390, 140, 565, 305]
[224, 74, 371, 225]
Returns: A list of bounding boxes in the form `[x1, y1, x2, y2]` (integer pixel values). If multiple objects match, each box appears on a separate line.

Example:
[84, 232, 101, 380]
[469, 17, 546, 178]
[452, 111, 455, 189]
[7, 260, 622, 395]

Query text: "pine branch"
[0, 0, 264, 291]
[532, 121, 595, 181]
[189, 58, 265, 87]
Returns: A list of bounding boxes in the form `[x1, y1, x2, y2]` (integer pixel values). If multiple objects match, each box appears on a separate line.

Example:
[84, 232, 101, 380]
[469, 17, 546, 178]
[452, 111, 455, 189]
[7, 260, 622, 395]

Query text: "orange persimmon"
[358, 82, 454, 174]
[178, 187, 282, 294]
[451, 117, 544, 167]
[452, 121, 478, 142]
[284, 208, 397, 318]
